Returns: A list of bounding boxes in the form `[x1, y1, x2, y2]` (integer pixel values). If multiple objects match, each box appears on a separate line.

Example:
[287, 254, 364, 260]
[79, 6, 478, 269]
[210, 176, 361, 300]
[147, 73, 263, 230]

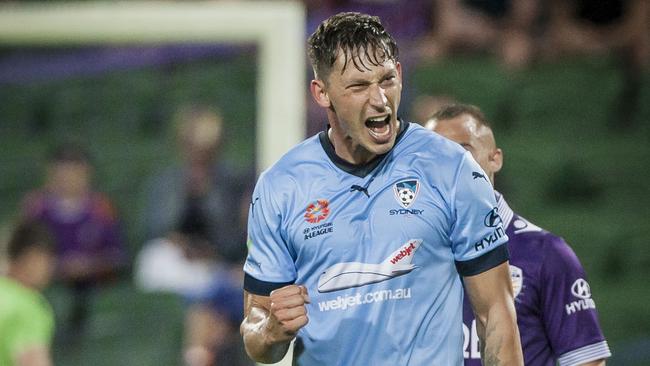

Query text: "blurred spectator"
[135, 104, 251, 366]
[542, 0, 648, 129]
[417, 0, 540, 69]
[417, 0, 648, 128]
[0, 220, 56, 366]
[543, 0, 648, 64]
[20, 143, 126, 335]
[139, 104, 248, 263]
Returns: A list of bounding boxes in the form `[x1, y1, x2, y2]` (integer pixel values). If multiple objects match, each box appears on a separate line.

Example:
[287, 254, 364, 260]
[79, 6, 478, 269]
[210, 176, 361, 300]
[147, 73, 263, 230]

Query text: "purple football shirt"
[22, 190, 126, 271]
[463, 193, 610, 366]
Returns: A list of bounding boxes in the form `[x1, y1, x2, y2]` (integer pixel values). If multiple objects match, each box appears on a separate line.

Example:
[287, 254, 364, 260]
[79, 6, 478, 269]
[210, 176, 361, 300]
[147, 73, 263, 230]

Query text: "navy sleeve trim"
[244, 273, 295, 296]
[455, 244, 510, 277]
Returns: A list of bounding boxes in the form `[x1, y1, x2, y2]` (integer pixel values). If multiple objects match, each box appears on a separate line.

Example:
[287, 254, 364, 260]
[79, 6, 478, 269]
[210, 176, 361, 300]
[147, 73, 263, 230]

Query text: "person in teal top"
[0, 220, 56, 366]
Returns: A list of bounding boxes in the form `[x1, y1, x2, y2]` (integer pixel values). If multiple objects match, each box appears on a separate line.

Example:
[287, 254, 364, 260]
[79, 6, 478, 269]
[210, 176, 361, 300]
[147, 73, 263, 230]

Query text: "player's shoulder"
[256, 134, 323, 189]
[397, 122, 469, 184]
[400, 122, 468, 160]
[0, 277, 47, 314]
[509, 214, 561, 246]
[509, 214, 581, 268]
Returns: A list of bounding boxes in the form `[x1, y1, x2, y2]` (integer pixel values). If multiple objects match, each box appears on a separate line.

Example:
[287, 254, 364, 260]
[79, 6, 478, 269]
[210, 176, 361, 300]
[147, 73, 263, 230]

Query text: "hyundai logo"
[570, 278, 592, 299]
[483, 207, 503, 228]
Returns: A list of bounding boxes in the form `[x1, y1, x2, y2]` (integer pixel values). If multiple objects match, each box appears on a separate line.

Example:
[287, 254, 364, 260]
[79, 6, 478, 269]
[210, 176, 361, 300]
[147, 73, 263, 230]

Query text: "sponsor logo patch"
[484, 207, 503, 227]
[304, 199, 330, 224]
[317, 239, 422, 293]
[303, 222, 334, 241]
[571, 278, 592, 299]
[474, 227, 506, 251]
[565, 278, 596, 315]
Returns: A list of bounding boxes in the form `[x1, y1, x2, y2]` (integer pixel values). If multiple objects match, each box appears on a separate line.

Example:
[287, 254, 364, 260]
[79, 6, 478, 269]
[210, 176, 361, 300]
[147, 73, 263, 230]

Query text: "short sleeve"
[243, 173, 297, 295]
[540, 236, 611, 365]
[451, 153, 509, 276]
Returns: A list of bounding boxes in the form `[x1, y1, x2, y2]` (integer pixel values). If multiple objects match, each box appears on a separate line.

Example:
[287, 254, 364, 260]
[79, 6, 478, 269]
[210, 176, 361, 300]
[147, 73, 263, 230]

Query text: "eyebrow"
[344, 69, 396, 87]
[345, 78, 371, 87]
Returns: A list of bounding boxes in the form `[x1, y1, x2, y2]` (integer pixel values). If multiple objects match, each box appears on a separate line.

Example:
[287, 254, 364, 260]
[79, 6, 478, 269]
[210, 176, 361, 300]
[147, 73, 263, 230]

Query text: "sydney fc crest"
[393, 180, 420, 208]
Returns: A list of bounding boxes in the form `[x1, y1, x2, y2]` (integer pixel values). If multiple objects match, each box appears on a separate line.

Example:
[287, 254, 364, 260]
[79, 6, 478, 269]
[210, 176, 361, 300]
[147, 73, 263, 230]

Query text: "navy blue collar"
[319, 119, 409, 178]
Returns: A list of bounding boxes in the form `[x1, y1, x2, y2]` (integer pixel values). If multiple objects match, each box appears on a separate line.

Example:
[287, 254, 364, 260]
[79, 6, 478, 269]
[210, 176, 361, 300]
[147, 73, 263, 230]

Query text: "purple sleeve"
[539, 235, 610, 364]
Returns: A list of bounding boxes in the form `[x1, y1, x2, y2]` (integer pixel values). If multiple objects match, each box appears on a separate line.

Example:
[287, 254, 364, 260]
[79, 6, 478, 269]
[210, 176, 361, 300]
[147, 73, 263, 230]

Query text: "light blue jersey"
[244, 122, 509, 365]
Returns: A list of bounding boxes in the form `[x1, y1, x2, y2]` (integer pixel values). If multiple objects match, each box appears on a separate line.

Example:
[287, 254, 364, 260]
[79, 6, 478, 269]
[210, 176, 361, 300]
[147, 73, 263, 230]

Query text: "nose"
[368, 84, 387, 109]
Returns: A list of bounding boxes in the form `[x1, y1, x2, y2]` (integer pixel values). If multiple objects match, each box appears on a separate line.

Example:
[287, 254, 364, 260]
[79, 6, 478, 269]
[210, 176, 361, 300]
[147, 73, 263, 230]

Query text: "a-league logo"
[304, 199, 330, 224]
[393, 179, 420, 208]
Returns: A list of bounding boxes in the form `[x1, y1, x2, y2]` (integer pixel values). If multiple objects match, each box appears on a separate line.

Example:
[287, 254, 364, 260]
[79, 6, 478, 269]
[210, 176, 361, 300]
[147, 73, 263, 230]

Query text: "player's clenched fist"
[266, 285, 310, 342]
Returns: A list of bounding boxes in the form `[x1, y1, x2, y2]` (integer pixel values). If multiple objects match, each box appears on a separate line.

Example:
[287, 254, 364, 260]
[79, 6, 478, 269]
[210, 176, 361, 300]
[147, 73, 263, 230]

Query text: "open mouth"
[365, 114, 392, 141]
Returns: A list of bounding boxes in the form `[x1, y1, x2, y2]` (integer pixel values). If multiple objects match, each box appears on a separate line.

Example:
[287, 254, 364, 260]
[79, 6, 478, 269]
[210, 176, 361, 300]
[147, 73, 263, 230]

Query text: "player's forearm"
[478, 305, 523, 366]
[580, 360, 606, 366]
[240, 309, 292, 363]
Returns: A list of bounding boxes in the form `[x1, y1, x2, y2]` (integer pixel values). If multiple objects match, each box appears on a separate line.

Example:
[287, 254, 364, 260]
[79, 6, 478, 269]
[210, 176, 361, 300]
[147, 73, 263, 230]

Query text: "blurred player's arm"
[15, 345, 52, 366]
[464, 261, 523, 366]
[240, 285, 310, 363]
[580, 361, 605, 366]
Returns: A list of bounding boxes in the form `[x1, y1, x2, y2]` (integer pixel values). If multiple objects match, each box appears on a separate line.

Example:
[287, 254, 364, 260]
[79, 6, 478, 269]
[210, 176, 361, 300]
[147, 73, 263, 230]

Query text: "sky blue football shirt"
[244, 122, 509, 365]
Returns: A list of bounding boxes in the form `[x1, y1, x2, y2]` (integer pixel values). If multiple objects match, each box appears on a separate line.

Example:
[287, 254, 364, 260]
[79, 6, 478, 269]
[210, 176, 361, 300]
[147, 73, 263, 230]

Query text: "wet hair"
[47, 142, 91, 164]
[7, 220, 55, 261]
[307, 12, 399, 80]
[428, 104, 492, 129]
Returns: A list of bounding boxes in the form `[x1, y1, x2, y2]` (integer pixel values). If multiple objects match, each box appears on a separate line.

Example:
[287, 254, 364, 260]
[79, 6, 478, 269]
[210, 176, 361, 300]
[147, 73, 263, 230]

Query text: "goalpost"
[0, 1, 306, 173]
[0, 2, 304, 365]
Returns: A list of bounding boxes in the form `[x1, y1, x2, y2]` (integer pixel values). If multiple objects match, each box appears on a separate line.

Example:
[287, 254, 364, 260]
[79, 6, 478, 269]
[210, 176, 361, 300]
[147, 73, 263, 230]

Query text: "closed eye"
[380, 75, 396, 87]
[346, 83, 369, 91]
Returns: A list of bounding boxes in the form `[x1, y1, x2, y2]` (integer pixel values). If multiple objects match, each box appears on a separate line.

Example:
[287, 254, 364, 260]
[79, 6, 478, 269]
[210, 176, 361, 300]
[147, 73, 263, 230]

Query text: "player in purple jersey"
[426, 104, 611, 366]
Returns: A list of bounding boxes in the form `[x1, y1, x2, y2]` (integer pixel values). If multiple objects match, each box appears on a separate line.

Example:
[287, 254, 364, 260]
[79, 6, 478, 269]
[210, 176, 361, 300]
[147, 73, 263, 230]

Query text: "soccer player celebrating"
[426, 104, 611, 366]
[240, 12, 523, 365]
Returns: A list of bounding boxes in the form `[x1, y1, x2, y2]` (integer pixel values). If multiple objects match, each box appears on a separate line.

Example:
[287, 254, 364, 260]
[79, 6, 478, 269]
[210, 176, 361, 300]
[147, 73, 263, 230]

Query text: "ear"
[310, 79, 331, 108]
[488, 148, 503, 175]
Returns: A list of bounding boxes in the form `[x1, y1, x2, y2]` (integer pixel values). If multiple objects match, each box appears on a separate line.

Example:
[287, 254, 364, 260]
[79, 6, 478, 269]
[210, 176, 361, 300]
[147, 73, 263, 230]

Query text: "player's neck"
[327, 128, 377, 166]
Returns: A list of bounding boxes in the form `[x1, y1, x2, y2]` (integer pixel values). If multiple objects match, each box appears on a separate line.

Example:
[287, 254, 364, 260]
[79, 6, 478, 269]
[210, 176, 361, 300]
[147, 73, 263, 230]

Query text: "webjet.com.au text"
[317, 288, 411, 312]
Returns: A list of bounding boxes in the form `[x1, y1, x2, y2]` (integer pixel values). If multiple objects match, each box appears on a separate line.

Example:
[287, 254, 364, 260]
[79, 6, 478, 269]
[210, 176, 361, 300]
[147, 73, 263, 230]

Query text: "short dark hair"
[429, 104, 492, 129]
[307, 12, 399, 80]
[7, 220, 55, 261]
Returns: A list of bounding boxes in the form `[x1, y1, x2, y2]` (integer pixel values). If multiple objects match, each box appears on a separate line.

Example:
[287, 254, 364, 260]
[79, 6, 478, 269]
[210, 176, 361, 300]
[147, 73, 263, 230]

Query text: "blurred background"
[0, 1, 648, 365]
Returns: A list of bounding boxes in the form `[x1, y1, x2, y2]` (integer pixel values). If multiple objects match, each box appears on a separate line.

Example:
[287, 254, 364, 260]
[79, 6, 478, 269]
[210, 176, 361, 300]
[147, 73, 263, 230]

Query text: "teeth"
[368, 116, 387, 122]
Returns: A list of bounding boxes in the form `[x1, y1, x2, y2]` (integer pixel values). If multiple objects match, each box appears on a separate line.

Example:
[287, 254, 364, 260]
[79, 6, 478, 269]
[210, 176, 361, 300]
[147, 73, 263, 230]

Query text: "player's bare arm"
[464, 262, 523, 366]
[580, 360, 606, 366]
[240, 285, 310, 363]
